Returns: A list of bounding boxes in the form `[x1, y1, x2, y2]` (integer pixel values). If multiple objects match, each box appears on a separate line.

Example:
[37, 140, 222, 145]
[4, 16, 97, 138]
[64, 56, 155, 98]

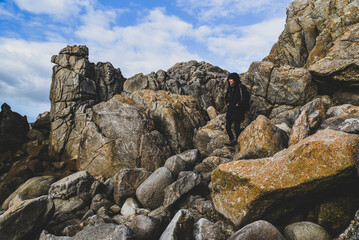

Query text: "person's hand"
[235, 104, 239, 107]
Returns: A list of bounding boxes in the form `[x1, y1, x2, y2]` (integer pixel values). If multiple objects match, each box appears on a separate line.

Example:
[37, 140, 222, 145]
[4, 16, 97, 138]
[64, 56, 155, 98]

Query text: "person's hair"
[227, 72, 240, 84]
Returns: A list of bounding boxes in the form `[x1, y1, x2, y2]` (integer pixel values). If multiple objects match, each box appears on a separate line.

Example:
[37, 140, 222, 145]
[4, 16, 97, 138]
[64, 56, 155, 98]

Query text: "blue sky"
[0, 0, 292, 122]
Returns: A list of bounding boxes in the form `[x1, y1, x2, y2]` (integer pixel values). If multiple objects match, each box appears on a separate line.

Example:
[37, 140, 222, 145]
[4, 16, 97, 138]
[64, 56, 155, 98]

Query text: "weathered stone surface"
[90, 194, 113, 212]
[2, 175, 56, 210]
[284, 221, 331, 240]
[211, 129, 359, 226]
[164, 156, 188, 177]
[193, 218, 227, 240]
[0, 196, 54, 240]
[127, 215, 161, 240]
[327, 104, 359, 118]
[113, 168, 151, 205]
[207, 106, 218, 120]
[77, 95, 167, 177]
[0, 103, 29, 153]
[193, 114, 228, 157]
[235, 115, 288, 160]
[175, 149, 201, 168]
[131, 90, 209, 153]
[340, 118, 359, 134]
[163, 171, 202, 207]
[58, 223, 136, 240]
[124, 61, 229, 112]
[289, 98, 326, 146]
[194, 156, 232, 182]
[227, 220, 286, 240]
[242, 62, 317, 120]
[49, 171, 94, 200]
[338, 209, 359, 240]
[49, 45, 125, 162]
[159, 209, 195, 240]
[136, 167, 174, 209]
[320, 115, 359, 131]
[40, 230, 70, 240]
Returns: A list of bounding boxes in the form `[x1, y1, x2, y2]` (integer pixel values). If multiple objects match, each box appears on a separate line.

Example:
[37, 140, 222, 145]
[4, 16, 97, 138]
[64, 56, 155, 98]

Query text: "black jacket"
[225, 82, 248, 121]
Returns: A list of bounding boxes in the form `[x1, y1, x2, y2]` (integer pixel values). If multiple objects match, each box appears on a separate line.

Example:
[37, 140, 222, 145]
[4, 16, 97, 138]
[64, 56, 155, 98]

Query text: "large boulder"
[131, 89, 209, 153]
[235, 115, 288, 160]
[77, 94, 170, 177]
[0, 103, 29, 153]
[211, 129, 359, 226]
[193, 114, 228, 157]
[0, 196, 54, 240]
[2, 176, 56, 210]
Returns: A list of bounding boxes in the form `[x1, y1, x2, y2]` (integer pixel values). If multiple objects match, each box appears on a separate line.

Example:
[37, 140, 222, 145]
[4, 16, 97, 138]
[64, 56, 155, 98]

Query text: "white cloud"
[75, 8, 204, 76]
[0, 38, 65, 121]
[0, 4, 14, 18]
[176, 0, 290, 22]
[205, 17, 286, 72]
[13, 0, 91, 17]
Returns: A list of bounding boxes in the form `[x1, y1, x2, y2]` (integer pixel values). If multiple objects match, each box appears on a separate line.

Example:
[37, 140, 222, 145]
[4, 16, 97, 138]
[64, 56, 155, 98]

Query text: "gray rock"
[284, 221, 331, 240]
[338, 209, 359, 240]
[176, 149, 201, 168]
[124, 61, 228, 113]
[159, 209, 195, 240]
[289, 98, 326, 146]
[148, 206, 173, 228]
[227, 220, 286, 240]
[136, 167, 174, 209]
[49, 171, 94, 200]
[193, 114, 228, 157]
[163, 171, 202, 207]
[193, 218, 226, 240]
[139, 130, 172, 171]
[320, 115, 359, 131]
[42, 223, 136, 240]
[53, 193, 91, 214]
[127, 215, 161, 240]
[121, 198, 141, 216]
[113, 168, 151, 205]
[0, 196, 54, 240]
[2, 175, 56, 210]
[40, 230, 71, 240]
[90, 194, 113, 212]
[164, 156, 188, 177]
[340, 118, 359, 134]
[77, 95, 161, 178]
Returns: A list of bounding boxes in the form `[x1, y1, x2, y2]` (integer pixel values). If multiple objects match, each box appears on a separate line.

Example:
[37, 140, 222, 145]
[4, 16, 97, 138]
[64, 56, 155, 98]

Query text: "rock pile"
[1, 0, 359, 239]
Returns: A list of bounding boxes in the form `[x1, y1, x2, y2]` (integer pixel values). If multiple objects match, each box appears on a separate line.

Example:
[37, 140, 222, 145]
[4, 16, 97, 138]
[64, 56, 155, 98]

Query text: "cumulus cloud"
[0, 38, 65, 120]
[206, 17, 286, 72]
[176, 0, 291, 22]
[75, 7, 204, 76]
[13, 0, 91, 17]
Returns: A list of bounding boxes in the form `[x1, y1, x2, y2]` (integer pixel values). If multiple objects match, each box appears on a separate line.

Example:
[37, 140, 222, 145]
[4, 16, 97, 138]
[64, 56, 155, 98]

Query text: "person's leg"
[234, 119, 242, 141]
[226, 117, 234, 141]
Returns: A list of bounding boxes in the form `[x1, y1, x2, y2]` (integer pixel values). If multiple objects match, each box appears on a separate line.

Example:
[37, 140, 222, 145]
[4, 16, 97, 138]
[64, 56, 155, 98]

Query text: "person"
[224, 72, 247, 146]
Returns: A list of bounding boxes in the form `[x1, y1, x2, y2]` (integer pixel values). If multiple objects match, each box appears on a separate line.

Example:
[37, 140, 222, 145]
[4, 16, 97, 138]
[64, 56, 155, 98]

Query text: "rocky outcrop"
[211, 129, 359, 226]
[131, 90, 209, 154]
[49, 45, 125, 162]
[264, 0, 359, 105]
[124, 61, 229, 113]
[0, 103, 29, 153]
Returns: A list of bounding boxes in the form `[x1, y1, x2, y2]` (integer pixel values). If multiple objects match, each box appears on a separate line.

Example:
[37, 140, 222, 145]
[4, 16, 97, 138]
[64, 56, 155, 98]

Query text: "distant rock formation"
[0, 103, 29, 153]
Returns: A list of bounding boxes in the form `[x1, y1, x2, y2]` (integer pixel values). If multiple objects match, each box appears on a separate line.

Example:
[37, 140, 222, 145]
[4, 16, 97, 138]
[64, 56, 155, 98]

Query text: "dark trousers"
[226, 107, 243, 141]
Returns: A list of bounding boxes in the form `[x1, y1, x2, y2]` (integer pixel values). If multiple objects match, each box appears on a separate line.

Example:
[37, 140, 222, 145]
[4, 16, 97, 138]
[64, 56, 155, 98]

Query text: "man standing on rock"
[224, 72, 249, 146]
